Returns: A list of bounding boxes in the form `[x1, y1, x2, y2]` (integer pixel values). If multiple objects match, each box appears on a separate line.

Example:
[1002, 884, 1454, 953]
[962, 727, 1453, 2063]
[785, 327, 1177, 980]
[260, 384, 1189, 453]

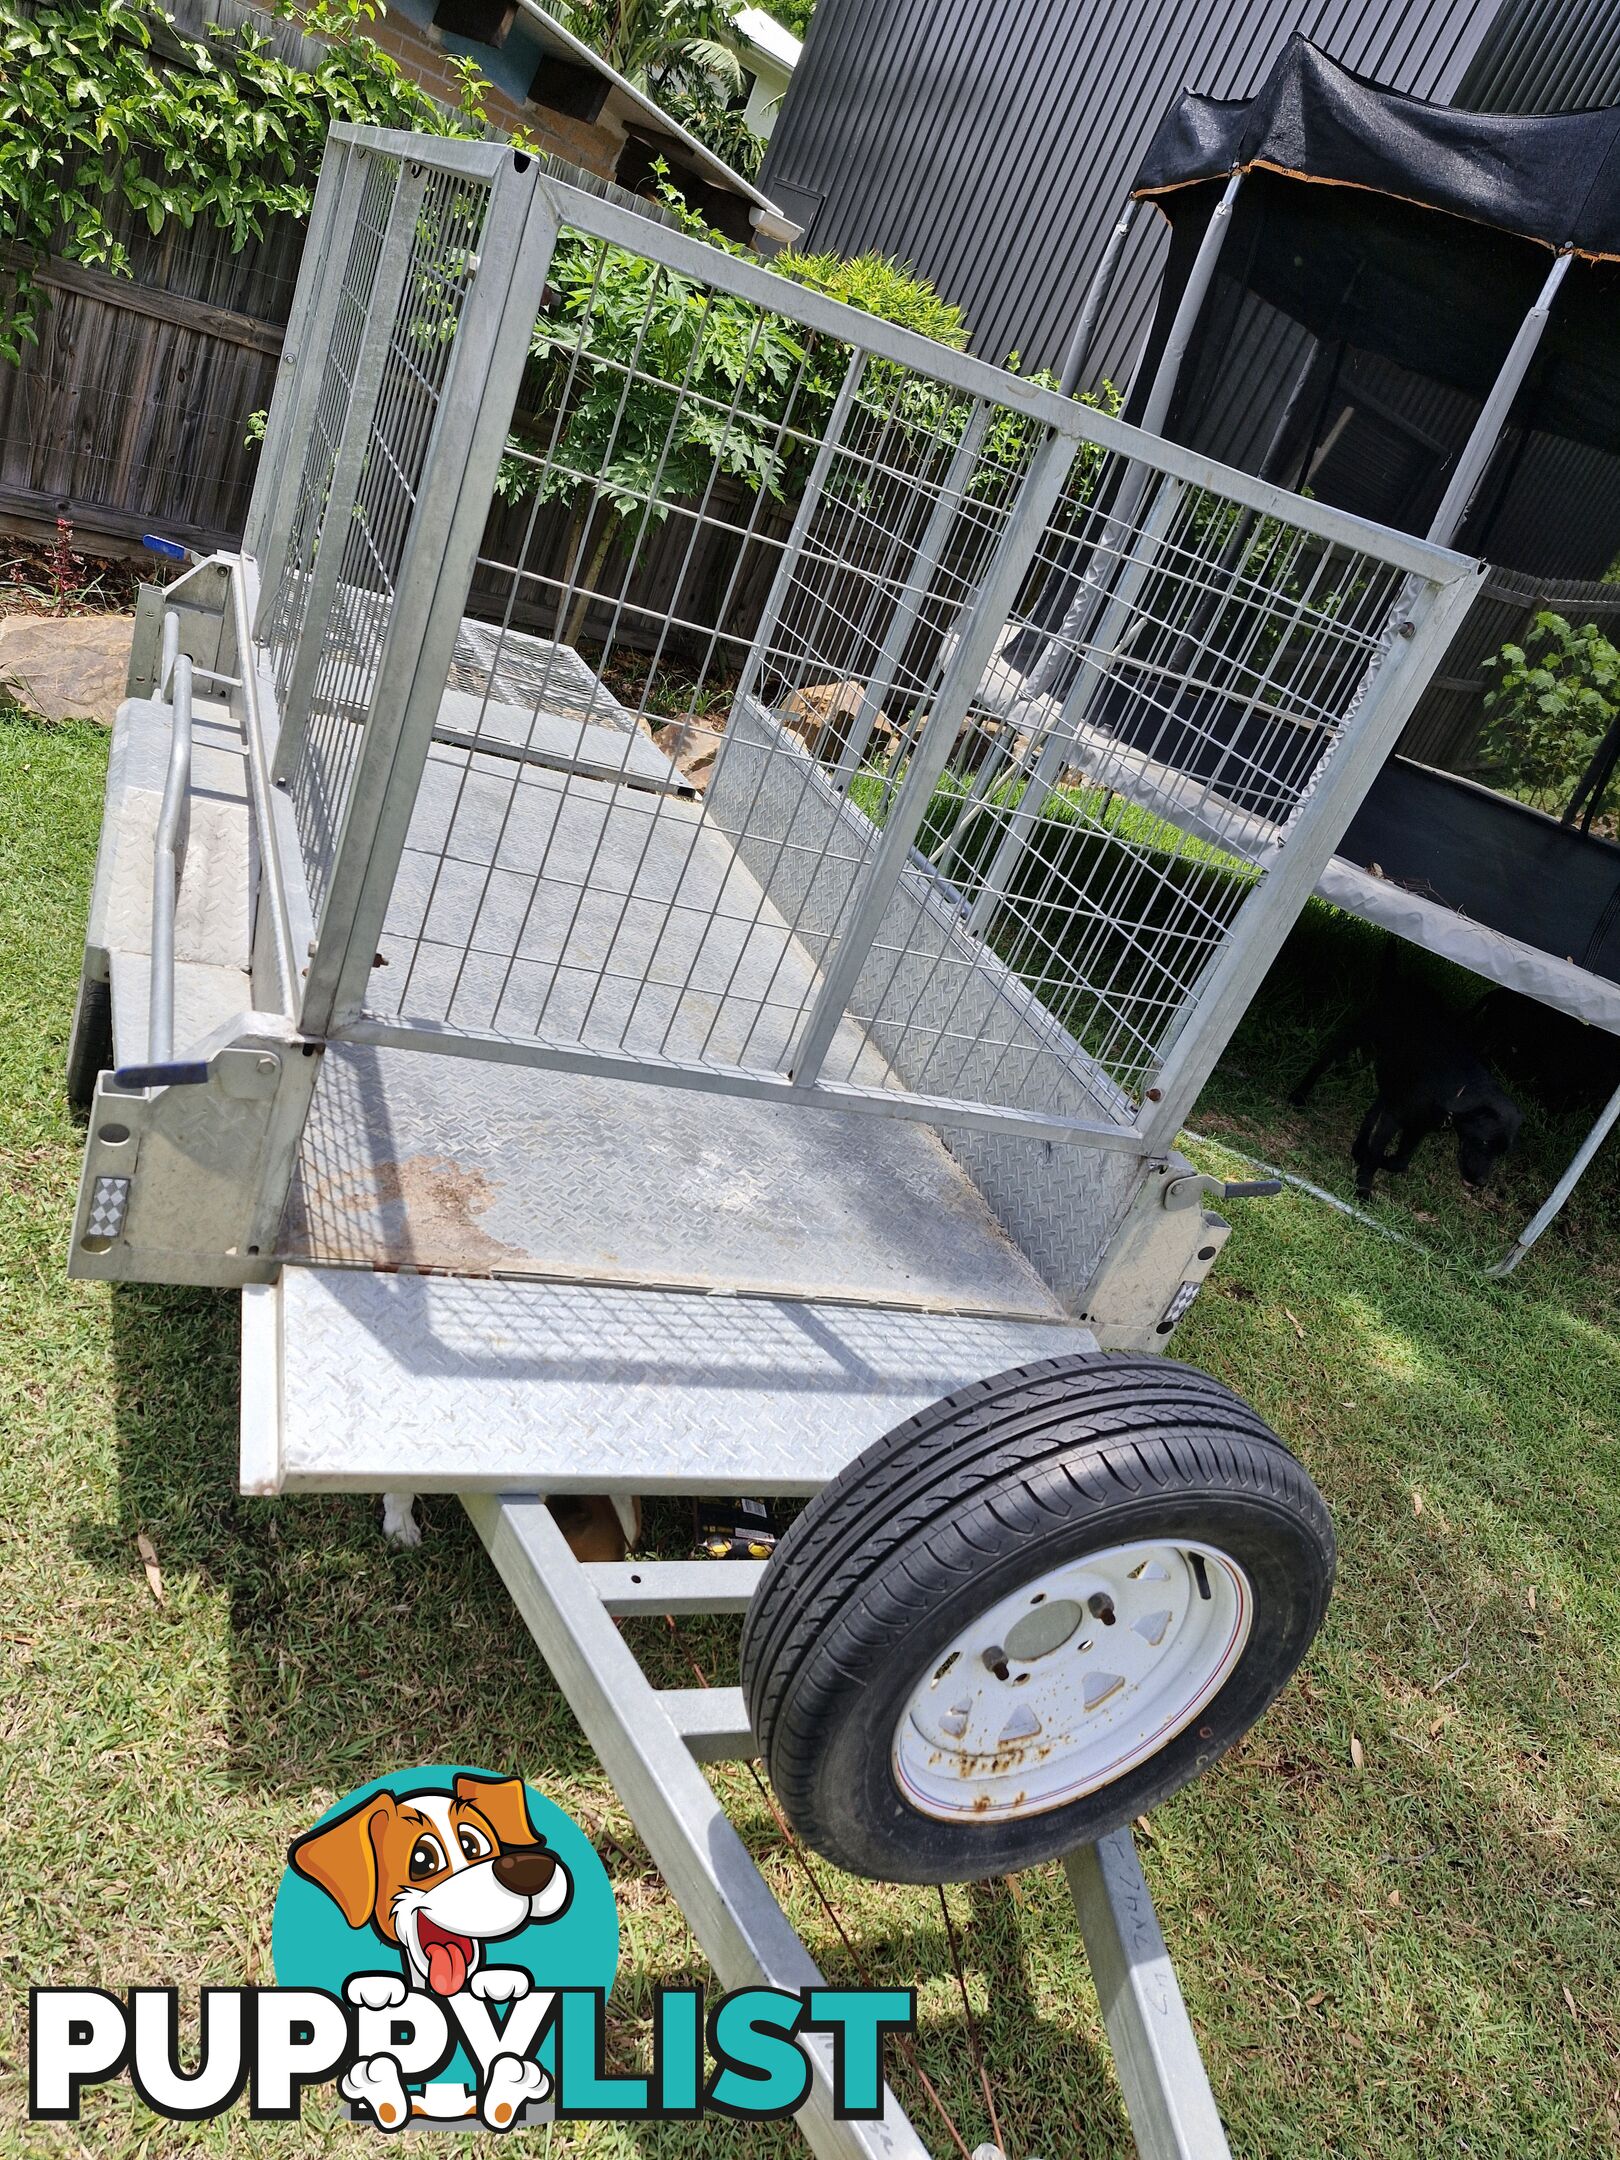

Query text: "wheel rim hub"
[891, 1539, 1253, 1821]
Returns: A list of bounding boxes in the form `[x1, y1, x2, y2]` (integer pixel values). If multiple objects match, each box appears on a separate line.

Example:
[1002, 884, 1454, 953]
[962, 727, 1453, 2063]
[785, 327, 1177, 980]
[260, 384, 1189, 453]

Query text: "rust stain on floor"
[305, 1153, 528, 1275]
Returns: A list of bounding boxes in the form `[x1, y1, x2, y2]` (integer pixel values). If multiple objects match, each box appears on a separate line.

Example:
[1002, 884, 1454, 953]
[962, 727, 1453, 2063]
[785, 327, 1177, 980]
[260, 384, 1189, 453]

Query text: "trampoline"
[1045, 38, 1620, 1267]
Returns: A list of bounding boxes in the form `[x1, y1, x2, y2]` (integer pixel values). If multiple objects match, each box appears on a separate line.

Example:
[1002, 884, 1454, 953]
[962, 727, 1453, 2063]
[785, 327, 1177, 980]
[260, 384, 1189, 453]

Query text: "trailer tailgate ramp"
[241, 1265, 1090, 1495]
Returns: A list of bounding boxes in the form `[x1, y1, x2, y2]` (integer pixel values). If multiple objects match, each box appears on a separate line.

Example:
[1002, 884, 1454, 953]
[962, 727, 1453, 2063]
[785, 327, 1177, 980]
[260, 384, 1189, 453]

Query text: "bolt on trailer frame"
[67, 125, 1481, 2156]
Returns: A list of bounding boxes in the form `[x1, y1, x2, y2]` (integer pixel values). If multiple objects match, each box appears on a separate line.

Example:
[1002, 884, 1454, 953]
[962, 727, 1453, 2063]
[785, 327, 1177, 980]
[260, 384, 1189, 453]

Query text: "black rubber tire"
[66, 970, 114, 1115]
[740, 1352, 1334, 1883]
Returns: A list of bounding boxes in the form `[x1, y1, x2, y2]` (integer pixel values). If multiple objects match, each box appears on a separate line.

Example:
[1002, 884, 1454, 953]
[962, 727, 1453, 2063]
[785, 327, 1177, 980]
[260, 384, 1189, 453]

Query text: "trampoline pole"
[1426, 251, 1573, 548]
[1059, 197, 1138, 395]
[1010, 170, 1245, 714]
[1486, 1071, 1620, 1277]
[1133, 169, 1244, 443]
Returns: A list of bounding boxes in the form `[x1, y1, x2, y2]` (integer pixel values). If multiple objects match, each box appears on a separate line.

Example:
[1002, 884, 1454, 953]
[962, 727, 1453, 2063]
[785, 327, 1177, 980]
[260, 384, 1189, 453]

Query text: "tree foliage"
[656, 80, 765, 176]
[0, 0, 483, 357]
[554, 0, 741, 89]
[758, 0, 810, 35]
[497, 174, 1010, 518]
[553, 0, 766, 178]
[496, 168, 1120, 662]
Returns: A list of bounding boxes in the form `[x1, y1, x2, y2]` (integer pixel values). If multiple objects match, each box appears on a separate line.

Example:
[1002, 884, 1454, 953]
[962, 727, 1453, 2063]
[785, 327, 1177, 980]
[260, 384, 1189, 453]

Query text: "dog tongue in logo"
[418, 1916, 473, 1996]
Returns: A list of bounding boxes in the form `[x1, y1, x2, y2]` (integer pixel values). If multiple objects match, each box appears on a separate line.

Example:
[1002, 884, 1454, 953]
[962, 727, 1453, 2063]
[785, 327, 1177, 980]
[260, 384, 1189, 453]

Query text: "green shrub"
[775, 248, 970, 348]
[494, 189, 1111, 639]
[1484, 609, 1620, 816]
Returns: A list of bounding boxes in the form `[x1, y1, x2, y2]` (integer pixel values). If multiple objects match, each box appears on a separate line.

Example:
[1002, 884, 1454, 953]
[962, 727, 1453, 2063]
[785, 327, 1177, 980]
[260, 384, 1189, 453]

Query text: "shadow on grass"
[85, 1286, 1115, 2154]
[1196, 904, 1620, 1322]
[66, 900, 1620, 2157]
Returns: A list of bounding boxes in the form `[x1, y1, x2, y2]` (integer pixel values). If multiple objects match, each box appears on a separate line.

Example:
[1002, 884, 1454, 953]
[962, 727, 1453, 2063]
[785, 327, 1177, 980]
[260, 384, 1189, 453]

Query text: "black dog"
[1290, 958, 1521, 1200]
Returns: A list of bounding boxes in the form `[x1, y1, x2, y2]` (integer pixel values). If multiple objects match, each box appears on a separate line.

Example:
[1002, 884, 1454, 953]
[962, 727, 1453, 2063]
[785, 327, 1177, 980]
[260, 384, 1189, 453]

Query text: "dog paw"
[343, 2055, 412, 2131]
[469, 1966, 531, 2003]
[345, 1972, 409, 2012]
[380, 1492, 422, 1549]
[480, 2054, 548, 2130]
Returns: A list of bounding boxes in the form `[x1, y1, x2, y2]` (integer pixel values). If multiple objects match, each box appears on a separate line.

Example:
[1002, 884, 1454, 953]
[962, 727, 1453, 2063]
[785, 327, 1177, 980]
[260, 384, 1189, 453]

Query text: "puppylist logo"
[29, 1764, 914, 2132]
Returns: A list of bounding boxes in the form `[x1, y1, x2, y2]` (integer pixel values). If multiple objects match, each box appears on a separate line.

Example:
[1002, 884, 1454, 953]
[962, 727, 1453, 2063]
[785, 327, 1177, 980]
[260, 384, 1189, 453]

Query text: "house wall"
[378, 0, 623, 175]
[1457, 0, 1620, 110]
[742, 54, 793, 138]
[760, 0, 1510, 384]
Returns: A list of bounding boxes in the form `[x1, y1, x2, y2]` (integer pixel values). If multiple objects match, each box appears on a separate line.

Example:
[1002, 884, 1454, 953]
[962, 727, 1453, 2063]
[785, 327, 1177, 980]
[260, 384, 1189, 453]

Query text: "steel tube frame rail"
[251, 126, 1480, 1162]
[1425, 251, 1573, 551]
[313, 128, 1464, 578]
[466, 1494, 934, 2160]
[147, 627, 193, 1066]
[1136, 562, 1485, 1153]
[1059, 197, 1138, 397]
[959, 169, 1246, 853]
[469, 1492, 1234, 2160]
[272, 158, 433, 793]
[300, 152, 557, 1032]
[827, 402, 993, 790]
[962, 469, 1188, 938]
[244, 139, 371, 612]
[1066, 1836, 1230, 2159]
[229, 555, 312, 1021]
[787, 425, 1078, 1093]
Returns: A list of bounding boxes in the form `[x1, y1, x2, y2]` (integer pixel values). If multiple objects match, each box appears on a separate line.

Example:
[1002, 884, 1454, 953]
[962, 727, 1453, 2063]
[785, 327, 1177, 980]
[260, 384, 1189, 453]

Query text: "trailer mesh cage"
[245, 128, 1476, 1155]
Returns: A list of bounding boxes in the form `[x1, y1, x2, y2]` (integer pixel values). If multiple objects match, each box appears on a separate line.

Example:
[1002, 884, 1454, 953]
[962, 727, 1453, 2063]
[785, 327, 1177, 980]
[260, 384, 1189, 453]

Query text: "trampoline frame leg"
[1487, 1072, 1620, 1277]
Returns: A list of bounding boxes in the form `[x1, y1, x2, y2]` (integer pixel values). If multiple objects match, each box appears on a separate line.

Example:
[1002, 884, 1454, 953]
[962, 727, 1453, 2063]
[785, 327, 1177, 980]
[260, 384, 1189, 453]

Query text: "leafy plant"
[495, 178, 807, 636]
[0, 0, 483, 358]
[656, 79, 766, 175]
[46, 517, 81, 608]
[495, 175, 1009, 638]
[1484, 609, 1620, 816]
[554, 0, 743, 91]
[555, 0, 769, 178]
[775, 248, 969, 349]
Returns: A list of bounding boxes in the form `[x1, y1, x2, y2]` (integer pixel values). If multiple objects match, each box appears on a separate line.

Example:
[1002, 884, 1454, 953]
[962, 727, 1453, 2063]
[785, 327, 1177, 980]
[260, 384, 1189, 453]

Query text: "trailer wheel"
[740, 1354, 1333, 1883]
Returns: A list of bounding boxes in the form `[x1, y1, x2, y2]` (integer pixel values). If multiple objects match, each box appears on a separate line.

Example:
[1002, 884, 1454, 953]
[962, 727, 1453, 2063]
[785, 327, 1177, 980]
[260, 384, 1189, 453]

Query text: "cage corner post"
[297, 150, 561, 1040]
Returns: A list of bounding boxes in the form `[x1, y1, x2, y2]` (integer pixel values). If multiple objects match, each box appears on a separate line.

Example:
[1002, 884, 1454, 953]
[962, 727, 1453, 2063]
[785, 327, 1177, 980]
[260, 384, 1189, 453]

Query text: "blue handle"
[141, 533, 191, 563]
[114, 1061, 210, 1089]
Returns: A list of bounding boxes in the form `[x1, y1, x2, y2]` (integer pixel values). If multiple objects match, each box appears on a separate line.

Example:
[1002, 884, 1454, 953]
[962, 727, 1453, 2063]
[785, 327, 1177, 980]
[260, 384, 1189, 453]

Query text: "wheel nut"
[981, 1645, 1010, 1680]
[1087, 1592, 1117, 1626]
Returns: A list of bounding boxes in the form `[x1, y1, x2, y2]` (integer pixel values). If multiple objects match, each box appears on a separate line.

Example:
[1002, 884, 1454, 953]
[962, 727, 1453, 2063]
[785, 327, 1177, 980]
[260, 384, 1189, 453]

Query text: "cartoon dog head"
[289, 1773, 572, 1997]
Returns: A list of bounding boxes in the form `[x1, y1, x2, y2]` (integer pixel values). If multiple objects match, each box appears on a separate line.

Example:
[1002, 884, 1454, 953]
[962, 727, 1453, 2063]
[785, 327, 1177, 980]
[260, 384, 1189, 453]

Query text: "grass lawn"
[3, 703, 1618, 2158]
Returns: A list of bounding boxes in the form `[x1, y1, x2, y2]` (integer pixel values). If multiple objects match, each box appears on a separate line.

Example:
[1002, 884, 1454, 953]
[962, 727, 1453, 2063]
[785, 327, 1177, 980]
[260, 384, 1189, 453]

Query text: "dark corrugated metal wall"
[1458, 0, 1620, 110]
[762, 0, 1503, 383]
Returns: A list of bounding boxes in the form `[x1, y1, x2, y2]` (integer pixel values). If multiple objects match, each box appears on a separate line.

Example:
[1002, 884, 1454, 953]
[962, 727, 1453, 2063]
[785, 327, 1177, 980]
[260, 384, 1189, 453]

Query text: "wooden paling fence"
[0, 221, 299, 552]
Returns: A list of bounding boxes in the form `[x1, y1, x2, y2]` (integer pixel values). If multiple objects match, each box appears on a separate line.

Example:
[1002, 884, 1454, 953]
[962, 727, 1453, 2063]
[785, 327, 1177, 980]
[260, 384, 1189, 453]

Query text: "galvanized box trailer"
[66, 125, 1478, 2154]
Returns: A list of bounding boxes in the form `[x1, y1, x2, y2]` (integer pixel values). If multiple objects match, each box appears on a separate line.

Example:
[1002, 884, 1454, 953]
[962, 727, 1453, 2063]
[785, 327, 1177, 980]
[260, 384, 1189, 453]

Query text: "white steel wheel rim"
[891, 1539, 1253, 1822]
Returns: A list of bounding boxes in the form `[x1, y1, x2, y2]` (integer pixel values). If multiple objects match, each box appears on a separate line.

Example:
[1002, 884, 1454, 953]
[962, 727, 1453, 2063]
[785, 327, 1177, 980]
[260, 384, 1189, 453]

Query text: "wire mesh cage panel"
[260, 148, 495, 915]
[248, 132, 1478, 1152]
